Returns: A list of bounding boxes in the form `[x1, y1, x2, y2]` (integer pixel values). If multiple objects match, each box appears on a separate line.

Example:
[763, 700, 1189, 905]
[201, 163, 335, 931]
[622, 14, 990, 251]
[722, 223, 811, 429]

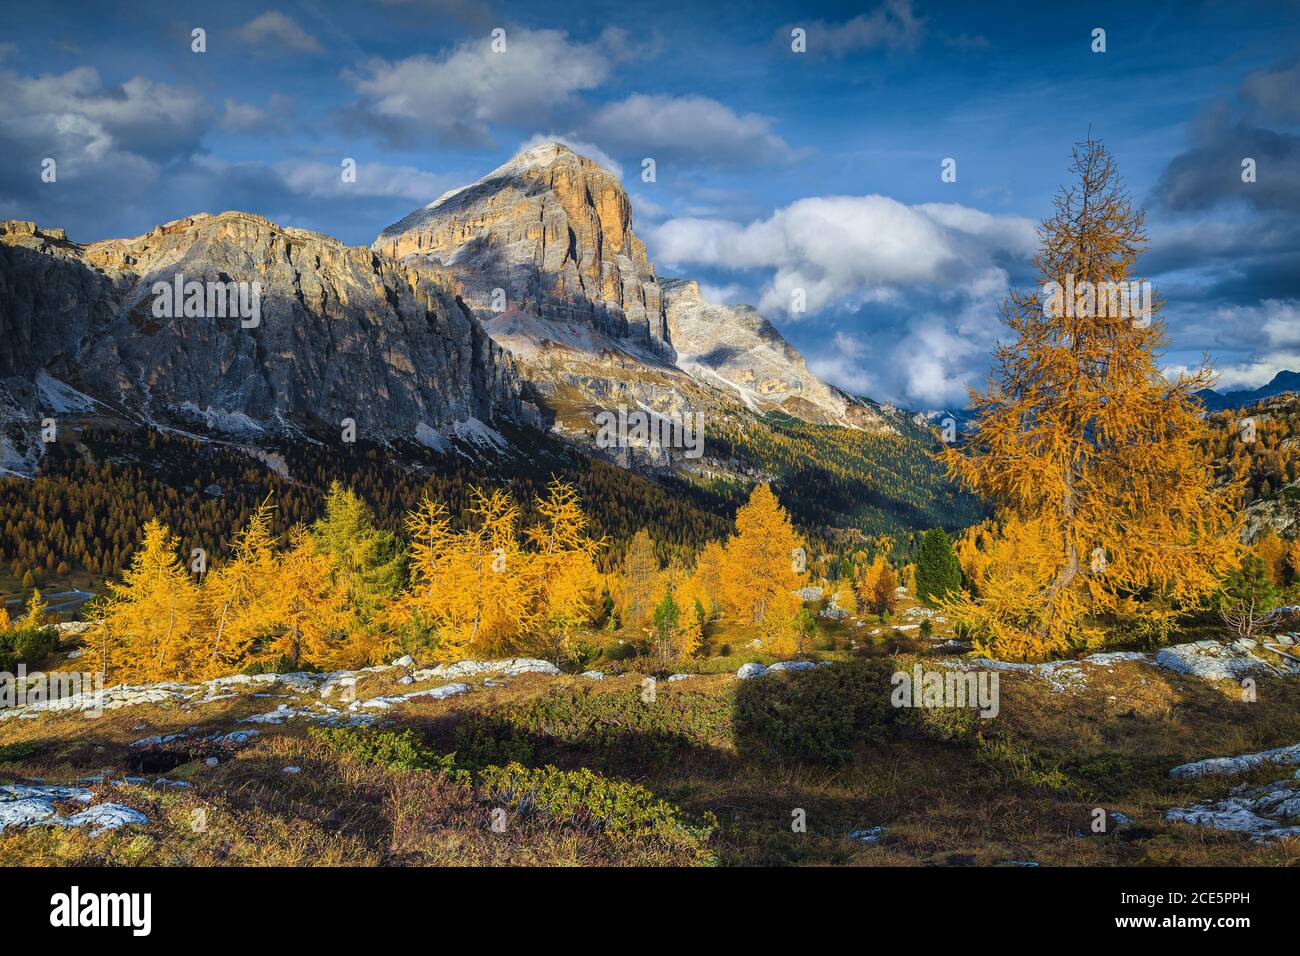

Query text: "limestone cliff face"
[662, 279, 895, 432]
[0, 213, 520, 456]
[662, 279, 843, 422]
[375, 142, 893, 440]
[373, 143, 670, 355]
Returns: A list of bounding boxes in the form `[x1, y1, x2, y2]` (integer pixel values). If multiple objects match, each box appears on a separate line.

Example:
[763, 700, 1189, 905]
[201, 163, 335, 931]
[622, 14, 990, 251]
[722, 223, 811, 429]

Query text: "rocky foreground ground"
[2, 636, 1299, 866]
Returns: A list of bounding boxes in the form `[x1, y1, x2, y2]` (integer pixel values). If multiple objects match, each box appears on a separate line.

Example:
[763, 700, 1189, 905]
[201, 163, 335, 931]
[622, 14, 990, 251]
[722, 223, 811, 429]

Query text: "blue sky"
[1, 0, 1297, 407]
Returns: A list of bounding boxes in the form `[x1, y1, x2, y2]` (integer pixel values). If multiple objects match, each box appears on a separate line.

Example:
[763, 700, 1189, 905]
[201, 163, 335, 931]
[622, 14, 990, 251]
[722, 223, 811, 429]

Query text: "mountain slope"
[0, 213, 521, 467]
[374, 142, 870, 434]
[1197, 371, 1300, 411]
[374, 142, 669, 354]
[662, 278, 893, 430]
[0, 146, 979, 549]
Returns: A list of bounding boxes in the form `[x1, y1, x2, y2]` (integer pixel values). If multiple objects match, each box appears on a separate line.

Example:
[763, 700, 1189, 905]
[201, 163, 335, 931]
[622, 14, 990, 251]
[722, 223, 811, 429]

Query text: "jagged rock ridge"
[375, 142, 877, 433]
[374, 142, 670, 356]
[0, 214, 521, 471]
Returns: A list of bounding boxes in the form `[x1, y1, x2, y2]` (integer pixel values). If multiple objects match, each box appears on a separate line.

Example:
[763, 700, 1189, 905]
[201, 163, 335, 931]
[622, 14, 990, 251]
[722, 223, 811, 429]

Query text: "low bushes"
[732, 659, 898, 766]
[309, 727, 457, 774]
[0, 625, 58, 671]
[310, 726, 713, 853]
[477, 762, 712, 842]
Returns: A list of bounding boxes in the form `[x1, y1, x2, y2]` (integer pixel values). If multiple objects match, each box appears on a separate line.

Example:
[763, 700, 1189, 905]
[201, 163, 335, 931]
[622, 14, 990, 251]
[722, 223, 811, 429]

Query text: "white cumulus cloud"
[649, 194, 1035, 316]
[348, 28, 613, 145]
[234, 12, 323, 54]
[585, 94, 793, 167]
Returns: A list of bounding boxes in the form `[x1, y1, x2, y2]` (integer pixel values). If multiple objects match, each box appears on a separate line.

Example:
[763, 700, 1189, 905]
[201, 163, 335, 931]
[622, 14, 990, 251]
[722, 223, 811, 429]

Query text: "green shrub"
[310, 727, 457, 774]
[310, 726, 713, 856]
[733, 659, 897, 766]
[453, 714, 536, 771]
[0, 741, 45, 763]
[0, 626, 59, 667]
[501, 688, 732, 766]
[244, 655, 322, 676]
[904, 699, 980, 742]
[476, 761, 710, 841]
[601, 641, 638, 662]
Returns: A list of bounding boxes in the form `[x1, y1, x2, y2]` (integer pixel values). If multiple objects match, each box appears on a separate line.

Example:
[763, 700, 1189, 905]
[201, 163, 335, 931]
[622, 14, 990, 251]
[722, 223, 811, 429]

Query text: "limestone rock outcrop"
[374, 142, 670, 355]
[0, 212, 521, 464]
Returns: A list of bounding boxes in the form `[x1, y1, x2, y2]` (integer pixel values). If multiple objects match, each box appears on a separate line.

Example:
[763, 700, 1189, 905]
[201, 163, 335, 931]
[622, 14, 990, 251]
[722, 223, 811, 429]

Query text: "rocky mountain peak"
[0, 209, 521, 467]
[373, 142, 668, 354]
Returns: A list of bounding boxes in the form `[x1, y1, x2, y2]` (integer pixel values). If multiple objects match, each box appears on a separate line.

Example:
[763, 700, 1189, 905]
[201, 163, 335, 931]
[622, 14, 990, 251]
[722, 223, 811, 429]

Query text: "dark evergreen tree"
[915, 528, 962, 607]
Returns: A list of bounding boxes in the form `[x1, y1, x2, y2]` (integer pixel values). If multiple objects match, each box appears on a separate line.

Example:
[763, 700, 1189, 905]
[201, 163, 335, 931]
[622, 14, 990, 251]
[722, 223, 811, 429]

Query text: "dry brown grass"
[3, 653, 1300, 866]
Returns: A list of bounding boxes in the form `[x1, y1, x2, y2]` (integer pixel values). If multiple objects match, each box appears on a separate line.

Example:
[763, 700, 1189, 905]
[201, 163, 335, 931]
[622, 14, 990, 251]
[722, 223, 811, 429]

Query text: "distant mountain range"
[0, 142, 979, 536]
[1195, 371, 1300, 411]
[923, 370, 1300, 428]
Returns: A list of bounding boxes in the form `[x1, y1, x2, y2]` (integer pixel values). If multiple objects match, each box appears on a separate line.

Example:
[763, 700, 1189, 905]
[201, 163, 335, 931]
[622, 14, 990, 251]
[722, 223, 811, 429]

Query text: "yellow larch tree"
[24, 589, 48, 627]
[90, 518, 206, 682]
[258, 527, 353, 670]
[619, 529, 660, 629]
[1254, 530, 1287, 587]
[692, 539, 727, 614]
[202, 499, 282, 677]
[399, 487, 531, 661]
[524, 480, 604, 663]
[940, 138, 1242, 659]
[677, 597, 703, 658]
[721, 483, 806, 625]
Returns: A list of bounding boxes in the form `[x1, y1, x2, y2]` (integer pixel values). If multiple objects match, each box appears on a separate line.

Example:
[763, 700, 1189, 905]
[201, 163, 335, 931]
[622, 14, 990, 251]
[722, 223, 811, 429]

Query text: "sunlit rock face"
[0, 212, 521, 451]
[662, 278, 892, 430]
[374, 142, 670, 356]
[375, 142, 886, 441]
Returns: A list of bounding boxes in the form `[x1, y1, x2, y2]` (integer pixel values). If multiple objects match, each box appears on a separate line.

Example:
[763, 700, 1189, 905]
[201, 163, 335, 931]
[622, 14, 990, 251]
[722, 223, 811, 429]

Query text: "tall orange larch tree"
[940, 138, 1242, 659]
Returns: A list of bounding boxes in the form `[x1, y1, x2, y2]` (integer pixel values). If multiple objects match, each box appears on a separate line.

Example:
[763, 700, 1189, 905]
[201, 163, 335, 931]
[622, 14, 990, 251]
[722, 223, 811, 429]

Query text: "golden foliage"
[90, 518, 205, 682]
[939, 139, 1242, 659]
[1254, 530, 1287, 587]
[720, 484, 806, 625]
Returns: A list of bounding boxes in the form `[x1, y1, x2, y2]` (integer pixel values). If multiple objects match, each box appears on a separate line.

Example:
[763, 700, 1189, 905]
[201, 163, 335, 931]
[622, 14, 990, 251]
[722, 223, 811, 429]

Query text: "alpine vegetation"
[0, 0, 1297, 908]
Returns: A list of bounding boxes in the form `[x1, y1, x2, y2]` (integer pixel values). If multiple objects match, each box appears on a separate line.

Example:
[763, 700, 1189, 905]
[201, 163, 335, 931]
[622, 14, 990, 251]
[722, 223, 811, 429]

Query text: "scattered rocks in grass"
[352, 682, 470, 710]
[946, 657, 1089, 694]
[1154, 640, 1288, 682]
[903, 606, 945, 623]
[941, 651, 1149, 694]
[0, 783, 146, 836]
[736, 662, 767, 680]
[411, 658, 559, 680]
[579, 671, 604, 680]
[848, 826, 887, 845]
[0, 798, 60, 830]
[1169, 742, 1300, 779]
[56, 803, 150, 836]
[1165, 780, 1300, 842]
[240, 704, 311, 725]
